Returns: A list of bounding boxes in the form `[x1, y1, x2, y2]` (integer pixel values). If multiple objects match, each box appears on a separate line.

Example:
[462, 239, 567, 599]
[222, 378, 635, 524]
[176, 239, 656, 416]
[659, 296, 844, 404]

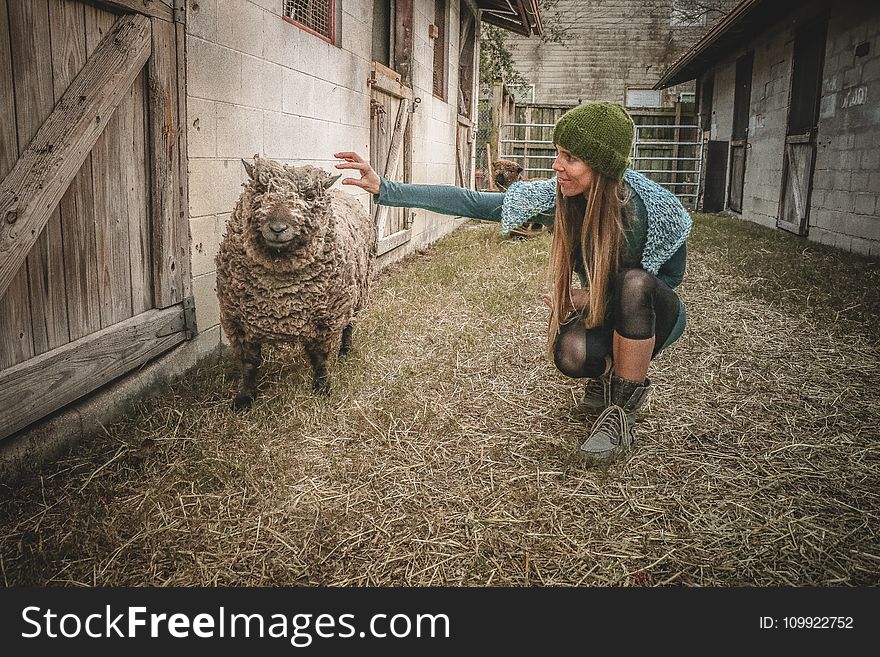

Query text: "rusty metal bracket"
[156, 296, 198, 339]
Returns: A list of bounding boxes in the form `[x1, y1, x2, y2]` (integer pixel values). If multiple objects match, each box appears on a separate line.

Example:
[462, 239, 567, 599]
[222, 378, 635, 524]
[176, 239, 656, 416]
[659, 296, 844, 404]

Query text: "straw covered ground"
[1, 213, 879, 586]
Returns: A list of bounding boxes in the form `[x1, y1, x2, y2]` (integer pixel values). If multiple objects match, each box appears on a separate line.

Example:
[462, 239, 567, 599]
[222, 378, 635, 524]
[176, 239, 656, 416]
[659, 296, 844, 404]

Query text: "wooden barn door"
[455, 7, 476, 188]
[0, 0, 192, 441]
[728, 51, 753, 214]
[370, 0, 414, 256]
[703, 140, 729, 213]
[370, 64, 413, 256]
[778, 16, 828, 235]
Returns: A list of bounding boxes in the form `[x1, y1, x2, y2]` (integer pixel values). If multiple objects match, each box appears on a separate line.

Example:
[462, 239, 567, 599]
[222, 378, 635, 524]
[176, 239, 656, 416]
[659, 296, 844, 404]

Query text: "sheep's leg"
[305, 341, 331, 395]
[339, 323, 354, 357]
[233, 342, 262, 411]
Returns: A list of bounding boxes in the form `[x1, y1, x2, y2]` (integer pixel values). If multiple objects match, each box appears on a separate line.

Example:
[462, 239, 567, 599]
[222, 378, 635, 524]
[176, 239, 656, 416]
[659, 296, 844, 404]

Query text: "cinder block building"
[655, 0, 880, 256]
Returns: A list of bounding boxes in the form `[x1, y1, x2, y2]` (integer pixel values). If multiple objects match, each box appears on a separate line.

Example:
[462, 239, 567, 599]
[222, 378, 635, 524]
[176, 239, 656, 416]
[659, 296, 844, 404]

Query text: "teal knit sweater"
[376, 177, 689, 350]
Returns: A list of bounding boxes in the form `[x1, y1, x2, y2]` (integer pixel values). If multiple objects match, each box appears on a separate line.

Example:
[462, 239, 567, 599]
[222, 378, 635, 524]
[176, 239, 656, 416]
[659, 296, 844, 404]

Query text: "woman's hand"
[334, 152, 381, 195]
[569, 288, 590, 311]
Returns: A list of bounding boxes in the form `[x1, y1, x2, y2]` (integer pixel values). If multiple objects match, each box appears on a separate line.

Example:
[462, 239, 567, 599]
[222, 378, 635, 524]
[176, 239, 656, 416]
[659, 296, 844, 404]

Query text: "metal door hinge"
[156, 296, 198, 339]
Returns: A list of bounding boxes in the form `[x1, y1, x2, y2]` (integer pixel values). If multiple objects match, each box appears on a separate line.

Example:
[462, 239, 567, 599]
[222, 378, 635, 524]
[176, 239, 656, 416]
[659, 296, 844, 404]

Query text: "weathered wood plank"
[149, 16, 183, 308]
[0, 12, 151, 302]
[369, 65, 413, 100]
[127, 68, 152, 315]
[9, 0, 71, 356]
[87, 9, 133, 326]
[49, 0, 102, 341]
[375, 97, 410, 239]
[175, 20, 192, 302]
[0, 304, 187, 441]
[0, 0, 34, 369]
[376, 228, 412, 256]
[86, 0, 174, 21]
[393, 0, 413, 86]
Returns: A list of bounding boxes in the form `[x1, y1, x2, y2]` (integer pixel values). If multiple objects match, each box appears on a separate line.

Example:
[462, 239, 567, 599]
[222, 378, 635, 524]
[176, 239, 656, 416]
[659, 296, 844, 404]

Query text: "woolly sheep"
[215, 156, 375, 410]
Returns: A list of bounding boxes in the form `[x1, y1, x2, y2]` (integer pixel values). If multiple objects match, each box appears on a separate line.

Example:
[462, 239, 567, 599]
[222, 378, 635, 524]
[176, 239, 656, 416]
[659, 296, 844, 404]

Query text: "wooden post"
[486, 142, 497, 191]
[149, 16, 183, 308]
[490, 79, 502, 165]
[673, 100, 682, 192]
[524, 105, 533, 179]
[393, 0, 413, 86]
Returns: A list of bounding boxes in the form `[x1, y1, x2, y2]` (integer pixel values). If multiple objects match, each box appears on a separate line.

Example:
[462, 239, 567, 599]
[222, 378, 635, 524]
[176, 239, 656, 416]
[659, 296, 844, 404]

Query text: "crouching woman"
[335, 102, 691, 466]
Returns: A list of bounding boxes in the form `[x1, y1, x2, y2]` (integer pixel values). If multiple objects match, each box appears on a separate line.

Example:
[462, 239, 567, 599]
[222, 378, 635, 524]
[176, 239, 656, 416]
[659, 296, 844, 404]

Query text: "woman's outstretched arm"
[335, 151, 505, 222]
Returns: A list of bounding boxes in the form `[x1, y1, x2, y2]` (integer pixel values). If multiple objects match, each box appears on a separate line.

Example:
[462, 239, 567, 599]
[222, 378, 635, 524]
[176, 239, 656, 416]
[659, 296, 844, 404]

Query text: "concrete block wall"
[740, 21, 793, 229]
[185, 0, 472, 339]
[709, 59, 736, 138]
[704, 14, 801, 229]
[701, 0, 880, 257]
[810, 0, 880, 256]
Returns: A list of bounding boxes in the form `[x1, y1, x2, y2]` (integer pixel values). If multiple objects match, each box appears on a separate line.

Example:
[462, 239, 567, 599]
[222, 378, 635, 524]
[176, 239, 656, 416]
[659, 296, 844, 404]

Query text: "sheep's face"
[493, 160, 524, 191]
[241, 157, 341, 256]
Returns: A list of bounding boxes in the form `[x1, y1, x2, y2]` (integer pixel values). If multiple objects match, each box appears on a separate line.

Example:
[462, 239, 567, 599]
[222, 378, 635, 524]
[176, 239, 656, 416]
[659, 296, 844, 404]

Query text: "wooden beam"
[149, 16, 183, 307]
[376, 228, 412, 256]
[0, 12, 151, 301]
[374, 98, 410, 239]
[49, 0, 102, 341]
[174, 20, 192, 301]
[0, 304, 187, 440]
[393, 0, 413, 86]
[85, 0, 174, 22]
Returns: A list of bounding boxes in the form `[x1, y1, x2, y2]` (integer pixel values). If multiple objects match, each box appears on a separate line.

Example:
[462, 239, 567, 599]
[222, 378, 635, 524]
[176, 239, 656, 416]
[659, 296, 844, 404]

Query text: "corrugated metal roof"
[654, 0, 819, 89]
[477, 0, 543, 37]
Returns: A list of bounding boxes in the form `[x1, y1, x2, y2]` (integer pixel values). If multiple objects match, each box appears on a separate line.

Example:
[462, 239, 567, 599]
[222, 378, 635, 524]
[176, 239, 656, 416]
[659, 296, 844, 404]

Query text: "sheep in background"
[215, 156, 375, 410]
[492, 159, 552, 237]
[492, 159, 524, 191]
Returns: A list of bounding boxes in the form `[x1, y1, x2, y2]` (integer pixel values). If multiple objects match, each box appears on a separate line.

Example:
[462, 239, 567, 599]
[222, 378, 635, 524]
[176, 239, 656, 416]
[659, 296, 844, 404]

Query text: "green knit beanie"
[552, 102, 635, 181]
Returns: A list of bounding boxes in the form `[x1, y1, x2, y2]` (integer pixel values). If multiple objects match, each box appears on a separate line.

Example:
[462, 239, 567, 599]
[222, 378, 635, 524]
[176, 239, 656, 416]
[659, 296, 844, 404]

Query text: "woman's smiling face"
[552, 146, 595, 197]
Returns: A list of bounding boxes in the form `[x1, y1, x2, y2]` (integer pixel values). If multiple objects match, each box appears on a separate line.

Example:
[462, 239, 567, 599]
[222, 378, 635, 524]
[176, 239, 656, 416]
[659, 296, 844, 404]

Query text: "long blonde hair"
[547, 173, 629, 351]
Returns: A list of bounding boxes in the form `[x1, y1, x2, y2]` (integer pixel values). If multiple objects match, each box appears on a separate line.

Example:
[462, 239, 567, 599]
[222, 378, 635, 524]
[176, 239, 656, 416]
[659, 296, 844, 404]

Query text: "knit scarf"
[500, 169, 692, 275]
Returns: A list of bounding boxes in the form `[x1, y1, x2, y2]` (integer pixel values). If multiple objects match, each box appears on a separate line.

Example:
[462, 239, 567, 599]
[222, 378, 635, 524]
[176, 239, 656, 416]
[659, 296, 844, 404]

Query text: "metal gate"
[498, 121, 556, 179]
[631, 122, 703, 208]
[497, 119, 704, 207]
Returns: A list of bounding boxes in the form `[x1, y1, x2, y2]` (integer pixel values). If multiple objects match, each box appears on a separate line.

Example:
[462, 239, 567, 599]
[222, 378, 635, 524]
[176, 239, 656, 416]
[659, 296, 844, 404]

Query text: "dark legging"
[553, 268, 681, 378]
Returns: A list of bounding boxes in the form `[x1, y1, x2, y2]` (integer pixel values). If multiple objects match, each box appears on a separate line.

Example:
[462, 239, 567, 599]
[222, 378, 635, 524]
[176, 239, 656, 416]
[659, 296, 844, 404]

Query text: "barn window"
[431, 0, 447, 99]
[625, 87, 661, 109]
[283, 0, 335, 43]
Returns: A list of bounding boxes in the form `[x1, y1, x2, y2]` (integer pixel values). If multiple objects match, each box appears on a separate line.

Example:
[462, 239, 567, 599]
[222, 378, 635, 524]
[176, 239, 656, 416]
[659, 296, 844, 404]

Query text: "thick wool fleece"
[215, 159, 375, 357]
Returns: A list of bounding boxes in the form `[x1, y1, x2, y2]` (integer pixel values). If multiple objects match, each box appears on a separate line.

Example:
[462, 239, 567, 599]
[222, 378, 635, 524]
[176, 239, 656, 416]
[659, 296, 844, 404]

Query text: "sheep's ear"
[241, 158, 255, 179]
[515, 164, 524, 175]
[323, 173, 342, 189]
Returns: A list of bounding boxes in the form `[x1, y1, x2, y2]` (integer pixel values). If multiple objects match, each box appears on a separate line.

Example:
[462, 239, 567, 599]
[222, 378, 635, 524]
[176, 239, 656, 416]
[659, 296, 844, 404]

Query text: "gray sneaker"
[582, 372, 610, 410]
[579, 405, 634, 465]
[579, 376, 651, 465]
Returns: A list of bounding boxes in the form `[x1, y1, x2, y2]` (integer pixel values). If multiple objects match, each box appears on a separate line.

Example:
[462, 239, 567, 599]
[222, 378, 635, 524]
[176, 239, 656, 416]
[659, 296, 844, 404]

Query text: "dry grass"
[1, 214, 879, 586]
